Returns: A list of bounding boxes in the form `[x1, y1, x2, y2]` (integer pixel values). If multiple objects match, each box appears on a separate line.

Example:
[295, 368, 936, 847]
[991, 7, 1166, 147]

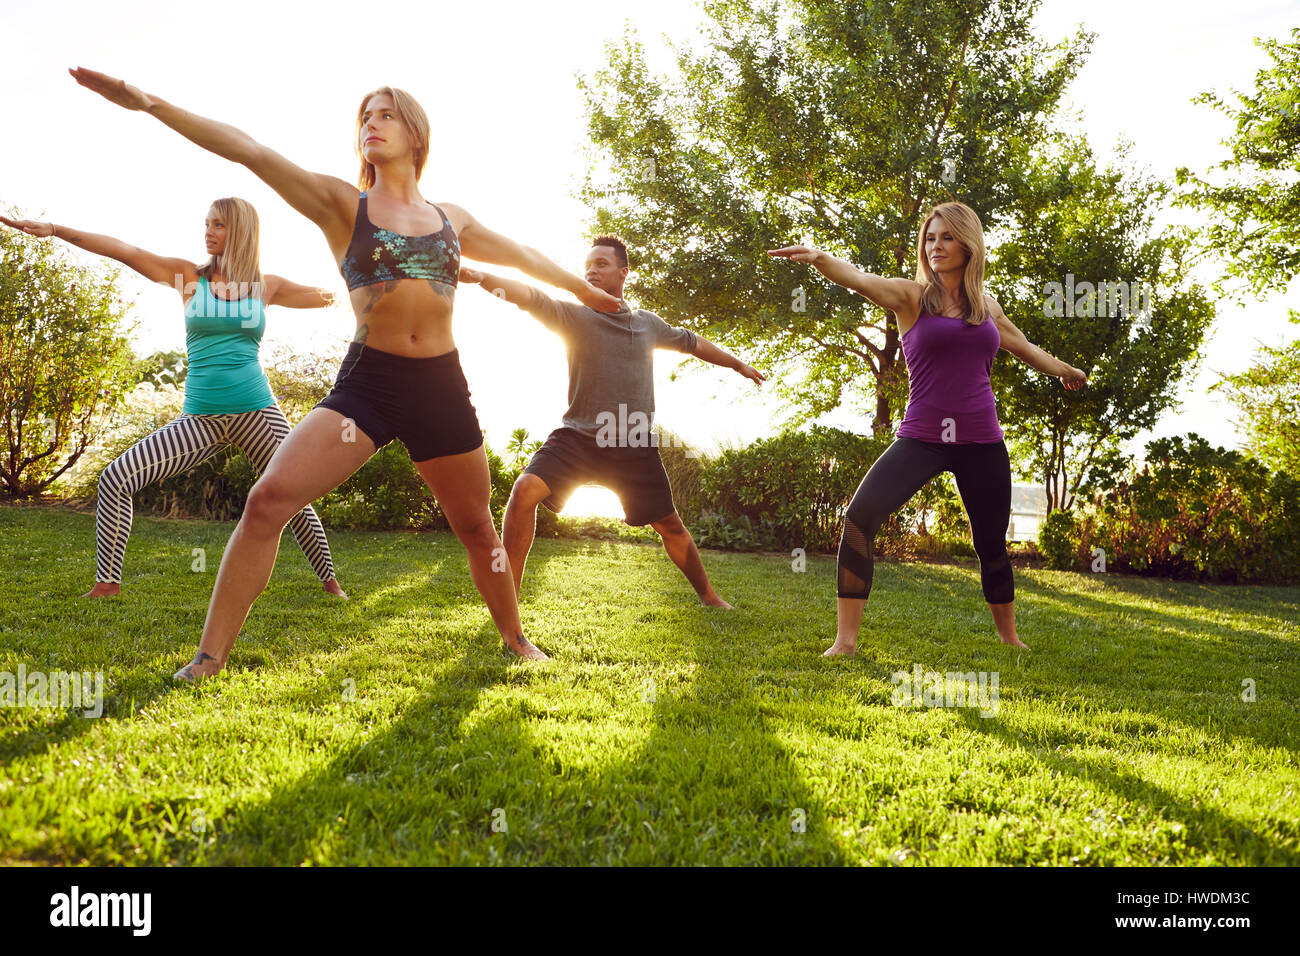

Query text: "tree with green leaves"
[579, 0, 1091, 433]
[989, 140, 1214, 512]
[129, 348, 188, 388]
[1176, 27, 1300, 296]
[1175, 28, 1299, 479]
[505, 426, 543, 472]
[1211, 312, 1300, 477]
[0, 217, 135, 499]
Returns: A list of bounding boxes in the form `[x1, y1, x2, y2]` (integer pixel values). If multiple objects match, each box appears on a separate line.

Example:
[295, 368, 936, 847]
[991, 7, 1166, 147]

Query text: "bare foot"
[703, 595, 734, 609]
[823, 638, 857, 657]
[323, 579, 349, 599]
[504, 637, 549, 661]
[82, 582, 120, 598]
[988, 602, 1026, 648]
[173, 651, 222, 683]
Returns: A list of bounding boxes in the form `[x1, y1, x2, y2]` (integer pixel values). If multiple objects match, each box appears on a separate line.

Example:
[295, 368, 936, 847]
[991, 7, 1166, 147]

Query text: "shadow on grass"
[198, 549, 848, 865]
[5, 506, 1294, 863]
[0, 518, 522, 767]
[873, 562, 1300, 757]
[957, 708, 1299, 865]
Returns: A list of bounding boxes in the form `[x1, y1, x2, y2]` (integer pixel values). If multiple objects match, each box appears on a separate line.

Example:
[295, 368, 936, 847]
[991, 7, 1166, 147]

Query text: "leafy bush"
[1038, 509, 1079, 570]
[555, 514, 657, 543]
[691, 510, 778, 551]
[497, 428, 558, 538]
[262, 344, 342, 421]
[699, 427, 876, 552]
[1, 219, 136, 498]
[316, 442, 447, 531]
[696, 426, 957, 553]
[656, 427, 706, 524]
[130, 349, 188, 388]
[1077, 434, 1300, 583]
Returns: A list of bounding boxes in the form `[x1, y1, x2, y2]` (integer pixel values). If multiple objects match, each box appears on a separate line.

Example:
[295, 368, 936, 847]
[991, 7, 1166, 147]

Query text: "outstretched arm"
[768, 245, 918, 316]
[988, 297, 1087, 390]
[69, 68, 355, 240]
[460, 266, 577, 332]
[264, 275, 340, 309]
[444, 203, 621, 313]
[690, 336, 765, 385]
[0, 214, 194, 288]
[458, 268, 534, 309]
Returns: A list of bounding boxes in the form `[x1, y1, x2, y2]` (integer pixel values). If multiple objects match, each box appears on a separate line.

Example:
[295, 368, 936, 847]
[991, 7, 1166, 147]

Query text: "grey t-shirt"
[517, 288, 698, 442]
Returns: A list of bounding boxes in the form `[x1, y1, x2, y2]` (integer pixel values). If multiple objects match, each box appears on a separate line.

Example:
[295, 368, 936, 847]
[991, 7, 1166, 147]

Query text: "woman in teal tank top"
[0, 199, 349, 600]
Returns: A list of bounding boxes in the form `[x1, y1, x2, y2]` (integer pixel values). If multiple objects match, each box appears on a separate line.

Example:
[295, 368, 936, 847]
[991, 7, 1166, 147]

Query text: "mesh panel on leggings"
[979, 549, 1015, 604]
[837, 516, 873, 599]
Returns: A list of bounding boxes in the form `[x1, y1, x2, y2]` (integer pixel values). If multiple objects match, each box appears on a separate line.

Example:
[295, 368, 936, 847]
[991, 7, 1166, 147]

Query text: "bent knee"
[98, 459, 131, 493]
[652, 513, 687, 537]
[509, 473, 550, 507]
[243, 478, 303, 529]
[974, 537, 1010, 562]
[453, 513, 500, 551]
[845, 498, 887, 535]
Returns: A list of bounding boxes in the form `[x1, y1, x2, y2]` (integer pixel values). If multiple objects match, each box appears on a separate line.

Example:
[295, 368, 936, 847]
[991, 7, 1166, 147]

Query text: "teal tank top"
[182, 276, 275, 415]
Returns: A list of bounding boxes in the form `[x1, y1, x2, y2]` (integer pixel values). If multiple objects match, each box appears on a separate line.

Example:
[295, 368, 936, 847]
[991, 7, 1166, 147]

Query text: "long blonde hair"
[198, 197, 263, 298]
[915, 201, 989, 325]
[355, 87, 431, 191]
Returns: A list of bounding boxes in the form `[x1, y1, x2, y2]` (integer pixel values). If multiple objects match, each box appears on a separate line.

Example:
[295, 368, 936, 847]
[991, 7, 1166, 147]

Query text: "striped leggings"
[95, 404, 336, 585]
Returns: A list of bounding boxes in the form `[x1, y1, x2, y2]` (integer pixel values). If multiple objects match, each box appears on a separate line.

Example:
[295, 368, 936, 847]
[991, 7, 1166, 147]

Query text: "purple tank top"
[896, 313, 1004, 443]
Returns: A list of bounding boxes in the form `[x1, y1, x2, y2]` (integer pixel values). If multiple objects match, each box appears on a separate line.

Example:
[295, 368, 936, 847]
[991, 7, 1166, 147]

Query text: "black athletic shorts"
[314, 342, 483, 462]
[524, 426, 676, 527]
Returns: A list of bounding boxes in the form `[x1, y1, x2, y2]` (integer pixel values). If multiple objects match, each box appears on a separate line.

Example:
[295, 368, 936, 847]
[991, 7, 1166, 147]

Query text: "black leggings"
[838, 437, 1014, 604]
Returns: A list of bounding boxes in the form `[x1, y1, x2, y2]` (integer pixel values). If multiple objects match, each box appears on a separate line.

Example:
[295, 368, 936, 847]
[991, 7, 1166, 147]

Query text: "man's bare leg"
[650, 512, 732, 608]
[502, 473, 552, 597]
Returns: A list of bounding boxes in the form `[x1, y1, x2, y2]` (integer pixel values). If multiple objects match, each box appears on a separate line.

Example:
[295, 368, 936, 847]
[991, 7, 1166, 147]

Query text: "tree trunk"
[872, 314, 903, 436]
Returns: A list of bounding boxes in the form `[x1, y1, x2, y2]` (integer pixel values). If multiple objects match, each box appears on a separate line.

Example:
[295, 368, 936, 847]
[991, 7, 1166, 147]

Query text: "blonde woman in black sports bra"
[71, 68, 623, 677]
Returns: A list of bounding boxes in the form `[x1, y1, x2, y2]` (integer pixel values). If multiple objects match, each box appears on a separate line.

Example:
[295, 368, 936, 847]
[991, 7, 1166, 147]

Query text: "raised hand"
[0, 215, 55, 238]
[767, 245, 823, 264]
[1060, 365, 1087, 390]
[577, 281, 624, 313]
[736, 362, 766, 385]
[68, 67, 154, 111]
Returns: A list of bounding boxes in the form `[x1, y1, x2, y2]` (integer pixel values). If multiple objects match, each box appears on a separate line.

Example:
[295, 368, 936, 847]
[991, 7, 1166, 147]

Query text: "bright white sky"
[2, 0, 1296, 517]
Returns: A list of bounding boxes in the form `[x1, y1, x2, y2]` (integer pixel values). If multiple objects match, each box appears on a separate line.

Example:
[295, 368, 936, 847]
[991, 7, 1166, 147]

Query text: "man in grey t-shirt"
[462, 234, 763, 608]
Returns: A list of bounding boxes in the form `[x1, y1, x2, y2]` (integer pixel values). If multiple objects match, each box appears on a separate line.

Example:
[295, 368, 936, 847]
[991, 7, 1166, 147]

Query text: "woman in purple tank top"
[771, 201, 1086, 655]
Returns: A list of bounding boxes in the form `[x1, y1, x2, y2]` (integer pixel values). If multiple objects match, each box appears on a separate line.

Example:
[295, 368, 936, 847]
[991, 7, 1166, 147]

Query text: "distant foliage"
[262, 344, 341, 421]
[697, 426, 958, 554]
[655, 427, 706, 524]
[691, 511, 778, 551]
[1037, 509, 1078, 571]
[129, 349, 188, 388]
[0, 219, 136, 498]
[1177, 27, 1300, 295]
[1211, 312, 1300, 478]
[1076, 434, 1299, 583]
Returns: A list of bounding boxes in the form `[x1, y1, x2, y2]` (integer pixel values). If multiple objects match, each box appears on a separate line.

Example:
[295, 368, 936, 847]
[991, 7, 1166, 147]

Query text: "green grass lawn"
[0, 503, 1296, 866]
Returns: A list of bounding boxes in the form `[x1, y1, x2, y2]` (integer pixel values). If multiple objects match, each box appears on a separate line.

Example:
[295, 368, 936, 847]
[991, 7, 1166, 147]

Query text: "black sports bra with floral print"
[340, 192, 460, 292]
